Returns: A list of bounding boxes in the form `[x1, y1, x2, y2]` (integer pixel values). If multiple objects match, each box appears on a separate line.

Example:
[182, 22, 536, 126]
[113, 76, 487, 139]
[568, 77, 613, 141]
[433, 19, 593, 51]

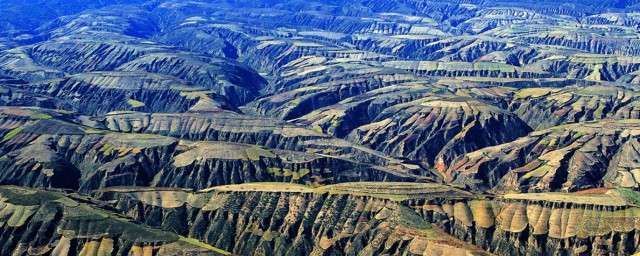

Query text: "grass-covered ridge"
[0, 186, 229, 255]
[207, 181, 475, 201]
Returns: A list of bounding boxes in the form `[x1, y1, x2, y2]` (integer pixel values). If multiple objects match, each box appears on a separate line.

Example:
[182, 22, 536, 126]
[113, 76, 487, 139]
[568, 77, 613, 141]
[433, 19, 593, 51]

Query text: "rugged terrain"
[1, 0, 640, 255]
[0, 186, 228, 255]
[94, 182, 640, 256]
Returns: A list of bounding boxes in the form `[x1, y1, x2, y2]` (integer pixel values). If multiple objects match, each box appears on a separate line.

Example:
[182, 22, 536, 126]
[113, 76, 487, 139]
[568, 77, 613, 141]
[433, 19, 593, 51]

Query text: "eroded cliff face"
[95, 183, 490, 256]
[444, 120, 640, 193]
[153, 141, 417, 189]
[344, 96, 532, 168]
[246, 55, 534, 168]
[0, 186, 227, 256]
[410, 189, 640, 256]
[94, 182, 640, 256]
[509, 85, 640, 130]
[16, 71, 240, 115]
[0, 107, 421, 191]
[0, 31, 267, 107]
[3, 0, 640, 199]
[97, 110, 420, 169]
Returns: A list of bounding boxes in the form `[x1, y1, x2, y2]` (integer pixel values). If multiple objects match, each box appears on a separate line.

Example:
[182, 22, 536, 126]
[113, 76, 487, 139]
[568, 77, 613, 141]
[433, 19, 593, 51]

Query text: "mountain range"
[1, 0, 640, 255]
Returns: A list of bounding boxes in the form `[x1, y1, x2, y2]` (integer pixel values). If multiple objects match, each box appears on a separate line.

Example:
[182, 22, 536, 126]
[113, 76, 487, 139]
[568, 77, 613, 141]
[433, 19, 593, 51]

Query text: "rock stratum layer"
[0, 0, 639, 255]
[95, 183, 489, 256]
[94, 182, 640, 256]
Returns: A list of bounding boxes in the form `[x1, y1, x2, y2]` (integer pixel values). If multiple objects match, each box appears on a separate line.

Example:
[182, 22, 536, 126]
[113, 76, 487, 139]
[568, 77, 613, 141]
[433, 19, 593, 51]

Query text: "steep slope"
[245, 55, 532, 169]
[95, 182, 489, 256]
[410, 188, 640, 256]
[0, 186, 227, 256]
[0, 107, 422, 191]
[444, 120, 640, 192]
[15, 71, 240, 115]
[345, 96, 532, 168]
[95, 182, 640, 256]
[0, 32, 267, 106]
[97, 110, 419, 169]
[510, 84, 640, 130]
[0, 0, 148, 37]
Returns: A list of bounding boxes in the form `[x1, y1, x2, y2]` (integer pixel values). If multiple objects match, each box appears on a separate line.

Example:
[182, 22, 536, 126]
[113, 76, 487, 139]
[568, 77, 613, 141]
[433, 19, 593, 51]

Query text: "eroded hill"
[0, 0, 640, 255]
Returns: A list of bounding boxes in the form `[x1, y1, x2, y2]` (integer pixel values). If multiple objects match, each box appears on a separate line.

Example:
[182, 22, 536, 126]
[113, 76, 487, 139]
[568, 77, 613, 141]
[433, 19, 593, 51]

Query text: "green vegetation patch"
[614, 119, 640, 124]
[522, 165, 553, 179]
[99, 144, 114, 155]
[30, 113, 52, 120]
[63, 204, 110, 221]
[54, 109, 76, 114]
[390, 205, 431, 229]
[473, 62, 515, 72]
[616, 188, 640, 204]
[267, 167, 285, 176]
[594, 103, 605, 119]
[67, 216, 179, 243]
[292, 168, 311, 180]
[212, 182, 316, 193]
[0, 186, 63, 205]
[573, 131, 588, 138]
[570, 56, 618, 64]
[320, 182, 473, 201]
[514, 88, 558, 99]
[179, 236, 231, 255]
[170, 85, 207, 92]
[548, 123, 580, 131]
[127, 99, 146, 108]
[2, 127, 23, 142]
[245, 147, 276, 161]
